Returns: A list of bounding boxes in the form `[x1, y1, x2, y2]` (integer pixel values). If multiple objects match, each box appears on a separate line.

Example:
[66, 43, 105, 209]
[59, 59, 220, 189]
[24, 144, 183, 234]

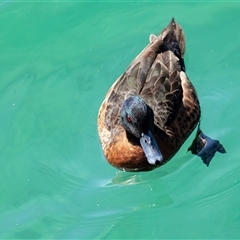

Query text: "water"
[0, 1, 239, 239]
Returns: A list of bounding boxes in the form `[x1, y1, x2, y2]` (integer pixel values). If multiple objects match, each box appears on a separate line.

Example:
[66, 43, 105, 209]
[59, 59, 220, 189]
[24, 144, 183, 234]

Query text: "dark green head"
[120, 96, 163, 165]
[120, 96, 154, 139]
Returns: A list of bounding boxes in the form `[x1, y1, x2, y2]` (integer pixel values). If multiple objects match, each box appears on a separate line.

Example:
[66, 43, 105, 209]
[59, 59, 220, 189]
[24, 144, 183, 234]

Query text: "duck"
[97, 18, 226, 172]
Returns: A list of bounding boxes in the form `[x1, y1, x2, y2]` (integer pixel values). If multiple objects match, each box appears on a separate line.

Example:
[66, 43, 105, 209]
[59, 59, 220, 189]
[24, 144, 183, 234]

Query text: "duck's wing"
[105, 19, 185, 131]
[139, 18, 186, 129]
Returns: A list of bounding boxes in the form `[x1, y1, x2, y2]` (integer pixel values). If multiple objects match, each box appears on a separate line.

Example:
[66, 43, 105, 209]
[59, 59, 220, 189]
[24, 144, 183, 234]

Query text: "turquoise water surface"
[0, 2, 239, 239]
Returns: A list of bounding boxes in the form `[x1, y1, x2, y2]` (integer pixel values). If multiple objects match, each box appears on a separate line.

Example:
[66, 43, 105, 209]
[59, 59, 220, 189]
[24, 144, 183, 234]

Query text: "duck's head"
[120, 96, 164, 165]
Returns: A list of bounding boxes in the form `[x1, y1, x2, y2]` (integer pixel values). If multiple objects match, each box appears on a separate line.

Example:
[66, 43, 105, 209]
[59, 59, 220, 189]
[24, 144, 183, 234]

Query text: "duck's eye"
[126, 115, 132, 123]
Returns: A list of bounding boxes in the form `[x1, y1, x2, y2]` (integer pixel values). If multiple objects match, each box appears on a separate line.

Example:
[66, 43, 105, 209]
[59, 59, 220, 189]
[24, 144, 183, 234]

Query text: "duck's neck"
[125, 131, 141, 146]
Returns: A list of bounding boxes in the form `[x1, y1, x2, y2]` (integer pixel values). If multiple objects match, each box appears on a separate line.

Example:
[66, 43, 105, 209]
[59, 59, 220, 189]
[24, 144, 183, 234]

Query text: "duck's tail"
[161, 18, 185, 58]
[149, 18, 186, 71]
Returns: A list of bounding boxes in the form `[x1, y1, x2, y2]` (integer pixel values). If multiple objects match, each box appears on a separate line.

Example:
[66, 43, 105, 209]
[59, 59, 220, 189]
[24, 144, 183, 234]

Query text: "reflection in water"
[108, 170, 167, 186]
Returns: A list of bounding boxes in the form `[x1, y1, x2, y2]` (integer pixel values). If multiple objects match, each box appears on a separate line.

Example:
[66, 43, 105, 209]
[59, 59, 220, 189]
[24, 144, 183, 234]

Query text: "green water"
[0, 1, 239, 239]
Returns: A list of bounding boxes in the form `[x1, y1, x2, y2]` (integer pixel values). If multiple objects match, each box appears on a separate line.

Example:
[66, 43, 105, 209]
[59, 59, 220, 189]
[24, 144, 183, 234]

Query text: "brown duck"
[98, 18, 226, 171]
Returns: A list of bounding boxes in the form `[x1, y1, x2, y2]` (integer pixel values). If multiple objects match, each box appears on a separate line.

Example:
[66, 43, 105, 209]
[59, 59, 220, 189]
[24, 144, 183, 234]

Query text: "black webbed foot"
[188, 123, 226, 166]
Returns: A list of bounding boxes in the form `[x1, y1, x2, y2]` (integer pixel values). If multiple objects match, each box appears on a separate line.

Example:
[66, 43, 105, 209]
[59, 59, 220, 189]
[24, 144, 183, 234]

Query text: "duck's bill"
[140, 131, 164, 165]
